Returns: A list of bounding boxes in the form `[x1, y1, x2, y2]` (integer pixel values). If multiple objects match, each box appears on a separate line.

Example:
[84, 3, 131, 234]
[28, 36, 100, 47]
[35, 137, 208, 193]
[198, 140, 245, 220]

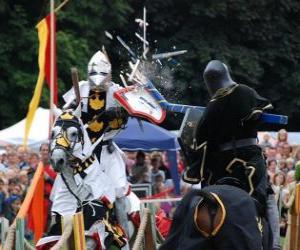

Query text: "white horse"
[37, 105, 135, 250]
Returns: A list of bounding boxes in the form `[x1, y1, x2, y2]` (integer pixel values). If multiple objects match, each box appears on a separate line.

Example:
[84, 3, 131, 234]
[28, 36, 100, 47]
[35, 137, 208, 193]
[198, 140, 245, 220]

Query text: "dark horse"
[160, 180, 272, 250]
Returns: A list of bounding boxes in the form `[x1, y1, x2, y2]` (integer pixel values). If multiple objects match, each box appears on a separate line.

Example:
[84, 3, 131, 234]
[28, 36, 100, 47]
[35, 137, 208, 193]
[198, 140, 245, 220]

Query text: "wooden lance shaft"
[71, 67, 81, 106]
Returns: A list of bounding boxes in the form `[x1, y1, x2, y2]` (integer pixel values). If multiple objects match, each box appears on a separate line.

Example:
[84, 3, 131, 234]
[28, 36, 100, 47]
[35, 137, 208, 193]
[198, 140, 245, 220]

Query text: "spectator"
[6, 150, 20, 179]
[286, 170, 295, 185]
[294, 147, 300, 162]
[4, 145, 14, 155]
[131, 151, 149, 184]
[151, 152, 171, 180]
[267, 159, 277, 183]
[27, 152, 39, 180]
[40, 143, 56, 188]
[0, 161, 8, 174]
[276, 129, 288, 147]
[7, 178, 18, 195]
[266, 147, 277, 161]
[286, 158, 295, 171]
[260, 132, 273, 149]
[153, 174, 165, 194]
[151, 157, 166, 183]
[278, 159, 288, 173]
[272, 172, 286, 207]
[39, 143, 57, 229]
[0, 178, 7, 215]
[276, 145, 284, 160]
[0, 152, 8, 165]
[11, 183, 24, 197]
[282, 143, 292, 159]
[19, 170, 30, 190]
[3, 195, 22, 224]
[17, 146, 29, 169]
[282, 170, 296, 203]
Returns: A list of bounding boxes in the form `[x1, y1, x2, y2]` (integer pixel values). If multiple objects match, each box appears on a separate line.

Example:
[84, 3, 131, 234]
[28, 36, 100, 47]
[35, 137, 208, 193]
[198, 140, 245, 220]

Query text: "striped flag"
[23, 14, 58, 146]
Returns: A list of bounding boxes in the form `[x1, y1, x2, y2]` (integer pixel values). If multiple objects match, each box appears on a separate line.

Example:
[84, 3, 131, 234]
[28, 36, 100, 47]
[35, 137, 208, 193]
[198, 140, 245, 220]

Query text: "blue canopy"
[114, 118, 180, 151]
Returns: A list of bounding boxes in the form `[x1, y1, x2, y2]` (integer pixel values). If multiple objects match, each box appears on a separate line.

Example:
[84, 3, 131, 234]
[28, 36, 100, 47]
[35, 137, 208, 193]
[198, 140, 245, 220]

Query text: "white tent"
[0, 107, 49, 150]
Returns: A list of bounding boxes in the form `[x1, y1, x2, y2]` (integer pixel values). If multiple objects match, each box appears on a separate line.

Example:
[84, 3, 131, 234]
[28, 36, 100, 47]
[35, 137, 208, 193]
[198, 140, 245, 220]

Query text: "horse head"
[50, 104, 89, 173]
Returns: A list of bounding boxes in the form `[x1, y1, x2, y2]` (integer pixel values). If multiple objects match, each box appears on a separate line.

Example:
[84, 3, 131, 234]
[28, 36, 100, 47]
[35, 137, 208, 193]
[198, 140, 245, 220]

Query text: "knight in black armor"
[183, 60, 271, 201]
[181, 60, 280, 249]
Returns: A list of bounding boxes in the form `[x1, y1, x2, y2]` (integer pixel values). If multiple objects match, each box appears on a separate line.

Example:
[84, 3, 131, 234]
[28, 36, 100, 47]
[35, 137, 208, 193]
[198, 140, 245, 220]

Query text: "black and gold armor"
[82, 89, 127, 143]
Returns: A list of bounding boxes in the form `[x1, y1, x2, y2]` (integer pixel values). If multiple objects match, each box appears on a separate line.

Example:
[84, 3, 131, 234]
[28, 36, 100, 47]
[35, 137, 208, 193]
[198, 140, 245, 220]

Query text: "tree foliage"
[1, 0, 300, 130]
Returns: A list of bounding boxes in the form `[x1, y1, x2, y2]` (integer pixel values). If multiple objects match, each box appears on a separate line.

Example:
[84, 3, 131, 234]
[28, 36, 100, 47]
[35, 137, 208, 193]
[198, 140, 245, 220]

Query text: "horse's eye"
[67, 127, 78, 141]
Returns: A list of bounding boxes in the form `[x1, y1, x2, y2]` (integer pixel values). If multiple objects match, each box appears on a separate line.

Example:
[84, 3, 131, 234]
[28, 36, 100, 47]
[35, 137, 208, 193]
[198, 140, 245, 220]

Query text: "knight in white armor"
[41, 106, 128, 249]
[62, 49, 131, 236]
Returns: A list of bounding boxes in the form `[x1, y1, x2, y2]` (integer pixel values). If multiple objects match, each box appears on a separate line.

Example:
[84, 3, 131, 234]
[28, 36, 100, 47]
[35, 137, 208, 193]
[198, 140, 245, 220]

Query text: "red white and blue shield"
[114, 86, 166, 124]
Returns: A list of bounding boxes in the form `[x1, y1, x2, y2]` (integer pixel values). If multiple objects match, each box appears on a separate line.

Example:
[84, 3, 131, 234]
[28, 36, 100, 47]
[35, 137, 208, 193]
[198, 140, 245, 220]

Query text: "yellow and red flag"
[17, 163, 45, 243]
[27, 165, 45, 243]
[23, 14, 58, 146]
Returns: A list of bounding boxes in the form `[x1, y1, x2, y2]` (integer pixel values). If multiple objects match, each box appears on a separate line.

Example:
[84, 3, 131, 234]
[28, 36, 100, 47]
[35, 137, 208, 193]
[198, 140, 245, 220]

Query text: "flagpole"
[49, 0, 55, 134]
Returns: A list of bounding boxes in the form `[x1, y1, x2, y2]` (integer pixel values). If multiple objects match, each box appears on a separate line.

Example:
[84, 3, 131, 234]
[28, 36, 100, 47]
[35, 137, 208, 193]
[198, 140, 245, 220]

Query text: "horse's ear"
[53, 105, 62, 118]
[73, 103, 81, 118]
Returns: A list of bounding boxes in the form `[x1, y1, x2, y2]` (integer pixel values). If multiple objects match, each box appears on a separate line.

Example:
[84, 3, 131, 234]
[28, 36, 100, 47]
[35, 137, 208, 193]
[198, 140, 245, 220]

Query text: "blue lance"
[145, 80, 288, 125]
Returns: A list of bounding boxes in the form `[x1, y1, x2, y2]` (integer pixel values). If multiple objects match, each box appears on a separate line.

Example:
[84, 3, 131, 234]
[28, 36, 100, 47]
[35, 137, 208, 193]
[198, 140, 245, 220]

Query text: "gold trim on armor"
[256, 216, 263, 235]
[60, 112, 75, 120]
[210, 84, 238, 102]
[225, 158, 256, 195]
[210, 193, 226, 236]
[183, 141, 207, 183]
[73, 155, 95, 175]
[262, 104, 273, 110]
[241, 109, 263, 123]
[241, 103, 273, 123]
[193, 192, 226, 237]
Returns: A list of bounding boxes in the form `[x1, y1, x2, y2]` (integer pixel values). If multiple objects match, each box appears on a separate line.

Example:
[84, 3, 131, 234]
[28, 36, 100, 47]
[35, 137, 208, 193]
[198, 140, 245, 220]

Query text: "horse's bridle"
[51, 118, 84, 161]
[50, 114, 86, 208]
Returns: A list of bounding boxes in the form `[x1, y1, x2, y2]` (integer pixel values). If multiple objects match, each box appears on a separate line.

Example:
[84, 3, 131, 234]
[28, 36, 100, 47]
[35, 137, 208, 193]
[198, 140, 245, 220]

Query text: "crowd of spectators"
[259, 129, 299, 236]
[0, 143, 56, 225]
[0, 128, 298, 234]
[125, 151, 186, 194]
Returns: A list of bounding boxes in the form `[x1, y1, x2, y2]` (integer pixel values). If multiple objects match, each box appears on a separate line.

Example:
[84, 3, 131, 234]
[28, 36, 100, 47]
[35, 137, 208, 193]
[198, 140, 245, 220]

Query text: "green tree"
[0, 0, 132, 129]
[1, 0, 300, 130]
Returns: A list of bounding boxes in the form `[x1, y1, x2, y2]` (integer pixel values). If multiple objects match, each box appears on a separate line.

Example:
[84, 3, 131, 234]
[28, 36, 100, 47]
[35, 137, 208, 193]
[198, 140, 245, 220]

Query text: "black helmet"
[203, 60, 236, 97]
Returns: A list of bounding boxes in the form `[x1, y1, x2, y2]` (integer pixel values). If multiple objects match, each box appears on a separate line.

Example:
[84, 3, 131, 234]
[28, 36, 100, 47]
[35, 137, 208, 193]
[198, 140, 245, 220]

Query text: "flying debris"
[152, 50, 188, 60]
[135, 32, 149, 46]
[128, 59, 141, 82]
[143, 7, 147, 54]
[119, 74, 128, 87]
[104, 31, 113, 40]
[135, 18, 149, 27]
[116, 36, 137, 59]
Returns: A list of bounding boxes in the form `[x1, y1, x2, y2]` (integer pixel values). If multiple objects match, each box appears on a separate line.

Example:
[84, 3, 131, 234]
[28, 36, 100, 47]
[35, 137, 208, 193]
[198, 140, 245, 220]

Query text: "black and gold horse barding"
[160, 179, 272, 250]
